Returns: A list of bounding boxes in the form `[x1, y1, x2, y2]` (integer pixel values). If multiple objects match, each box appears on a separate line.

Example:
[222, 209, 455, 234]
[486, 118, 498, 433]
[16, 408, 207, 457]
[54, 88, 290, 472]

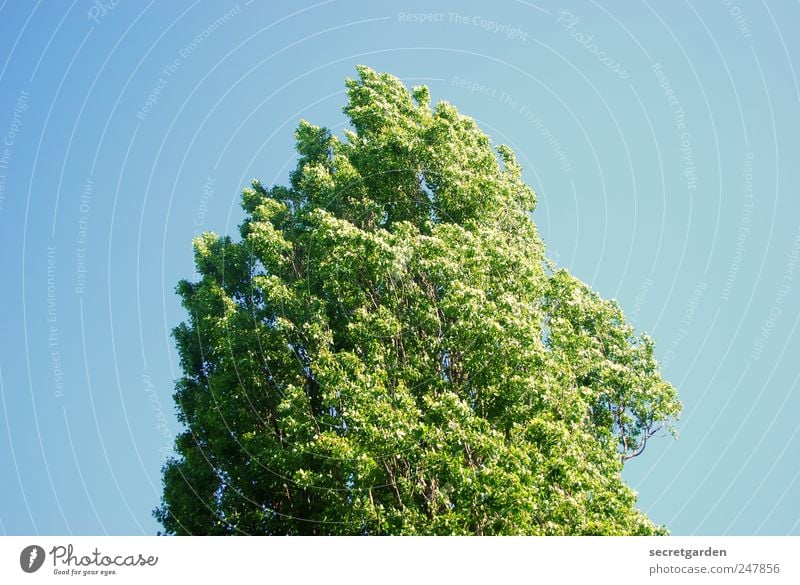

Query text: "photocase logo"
[19, 545, 46, 573]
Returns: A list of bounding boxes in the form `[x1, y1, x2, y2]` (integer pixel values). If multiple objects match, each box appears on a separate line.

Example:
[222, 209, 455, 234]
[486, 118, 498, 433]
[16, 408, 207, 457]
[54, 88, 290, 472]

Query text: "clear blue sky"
[1, 0, 798, 535]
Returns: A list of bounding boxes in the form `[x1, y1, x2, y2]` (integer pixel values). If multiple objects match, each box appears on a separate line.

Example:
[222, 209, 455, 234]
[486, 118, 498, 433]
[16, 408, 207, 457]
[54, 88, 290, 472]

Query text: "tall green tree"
[155, 67, 680, 535]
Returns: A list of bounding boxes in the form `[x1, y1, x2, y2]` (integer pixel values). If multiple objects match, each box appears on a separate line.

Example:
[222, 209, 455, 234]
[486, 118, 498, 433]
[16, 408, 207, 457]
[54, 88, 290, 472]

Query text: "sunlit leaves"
[156, 67, 680, 536]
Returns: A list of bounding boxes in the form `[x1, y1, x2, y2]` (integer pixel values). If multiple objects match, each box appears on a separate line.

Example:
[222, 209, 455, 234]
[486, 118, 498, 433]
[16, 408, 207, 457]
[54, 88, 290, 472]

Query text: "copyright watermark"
[399, 12, 528, 42]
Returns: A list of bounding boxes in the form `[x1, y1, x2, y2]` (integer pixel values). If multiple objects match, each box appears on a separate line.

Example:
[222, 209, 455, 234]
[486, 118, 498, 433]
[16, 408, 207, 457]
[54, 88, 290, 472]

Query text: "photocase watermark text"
[630, 276, 655, 324]
[143, 374, 175, 460]
[722, 0, 752, 39]
[720, 152, 753, 302]
[662, 281, 707, 366]
[451, 76, 572, 175]
[556, 11, 629, 79]
[47, 247, 64, 398]
[398, 12, 528, 41]
[50, 543, 157, 571]
[751, 227, 800, 360]
[194, 176, 215, 229]
[652, 62, 696, 193]
[136, 5, 243, 120]
[87, 0, 120, 24]
[75, 178, 93, 295]
[0, 90, 29, 212]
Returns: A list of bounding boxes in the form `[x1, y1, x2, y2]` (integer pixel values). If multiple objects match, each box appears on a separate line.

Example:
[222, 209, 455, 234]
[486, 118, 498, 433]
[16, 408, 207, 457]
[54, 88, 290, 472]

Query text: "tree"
[155, 66, 681, 535]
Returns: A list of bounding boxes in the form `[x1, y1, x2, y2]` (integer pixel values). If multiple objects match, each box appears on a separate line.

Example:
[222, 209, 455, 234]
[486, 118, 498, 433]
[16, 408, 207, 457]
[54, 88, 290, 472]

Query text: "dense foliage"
[155, 67, 680, 535]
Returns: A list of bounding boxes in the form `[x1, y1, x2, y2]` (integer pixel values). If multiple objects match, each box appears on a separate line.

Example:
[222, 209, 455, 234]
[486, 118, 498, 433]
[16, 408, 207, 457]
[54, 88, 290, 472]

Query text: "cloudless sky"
[0, 0, 798, 535]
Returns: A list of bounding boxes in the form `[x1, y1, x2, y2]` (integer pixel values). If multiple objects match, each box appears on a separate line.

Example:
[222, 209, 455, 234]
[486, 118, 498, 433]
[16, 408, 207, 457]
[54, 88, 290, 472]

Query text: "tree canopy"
[155, 66, 680, 535]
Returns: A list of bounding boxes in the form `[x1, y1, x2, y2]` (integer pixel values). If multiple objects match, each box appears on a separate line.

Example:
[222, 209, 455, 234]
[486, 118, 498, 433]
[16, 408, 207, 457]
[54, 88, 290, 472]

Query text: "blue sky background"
[0, 0, 798, 535]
